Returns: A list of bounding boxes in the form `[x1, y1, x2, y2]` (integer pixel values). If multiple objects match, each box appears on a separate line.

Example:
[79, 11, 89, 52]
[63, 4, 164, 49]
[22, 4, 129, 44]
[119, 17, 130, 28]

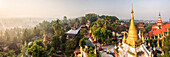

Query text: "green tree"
[61, 34, 67, 43]
[4, 53, 8, 57]
[9, 50, 15, 57]
[52, 19, 64, 37]
[50, 36, 61, 50]
[88, 47, 96, 57]
[103, 16, 110, 29]
[91, 24, 98, 32]
[63, 16, 68, 24]
[28, 40, 48, 57]
[79, 30, 88, 36]
[74, 18, 80, 28]
[32, 27, 40, 36]
[105, 16, 119, 24]
[79, 38, 86, 48]
[49, 47, 55, 55]
[145, 24, 152, 33]
[0, 54, 2, 57]
[162, 29, 170, 57]
[21, 29, 33, 43]
[20, 44, 27, 57]
[93, 27, 112, 44]
[60, 34, 67, 52]
[85, 13, 97, 23]
[75, 36, 82, 46]
[39, 21, 51, 33]
[80, 17, 87, 25]
[111, 22, 119, 38]
[96, 18, 104, 27]
[65, 40, 76, 56]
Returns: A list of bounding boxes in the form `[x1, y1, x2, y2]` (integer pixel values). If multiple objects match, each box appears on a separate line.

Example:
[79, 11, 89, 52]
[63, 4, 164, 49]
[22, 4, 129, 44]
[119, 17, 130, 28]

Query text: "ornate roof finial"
[142, 32, 145, 41]
[131, 0, 134, 14]
[123, 32, 126, 43]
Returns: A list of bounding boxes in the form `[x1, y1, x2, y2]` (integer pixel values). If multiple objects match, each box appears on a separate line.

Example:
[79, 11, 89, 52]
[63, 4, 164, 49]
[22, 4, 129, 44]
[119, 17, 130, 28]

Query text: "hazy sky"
[0, 0, 169, 20]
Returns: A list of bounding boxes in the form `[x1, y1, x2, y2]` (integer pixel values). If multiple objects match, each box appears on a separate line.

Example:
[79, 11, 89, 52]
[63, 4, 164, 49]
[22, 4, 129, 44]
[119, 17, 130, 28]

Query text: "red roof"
[149, 23, 170, 36]
[153, 29, 162, 36]
[161, 27, 167, 32]
[165, 23, 170, 28]
[160, 23, 170, 32]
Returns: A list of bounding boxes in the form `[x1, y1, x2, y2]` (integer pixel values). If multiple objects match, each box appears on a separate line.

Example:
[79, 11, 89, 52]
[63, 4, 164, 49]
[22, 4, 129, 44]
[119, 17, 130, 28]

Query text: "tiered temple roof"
[149, 13, 170, 36]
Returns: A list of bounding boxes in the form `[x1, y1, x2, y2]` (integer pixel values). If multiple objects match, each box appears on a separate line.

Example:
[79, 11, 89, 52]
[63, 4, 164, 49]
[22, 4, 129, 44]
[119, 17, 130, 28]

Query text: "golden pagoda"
[117, 1, 152, 57]
[126, 4, 139, 46]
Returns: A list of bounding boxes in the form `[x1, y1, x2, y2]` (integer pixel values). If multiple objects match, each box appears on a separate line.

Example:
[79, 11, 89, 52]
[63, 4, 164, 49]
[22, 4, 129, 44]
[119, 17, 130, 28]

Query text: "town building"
[65, 27, 81, 39]
[138, 22, 145, 32]
[66, 25, 88, 40]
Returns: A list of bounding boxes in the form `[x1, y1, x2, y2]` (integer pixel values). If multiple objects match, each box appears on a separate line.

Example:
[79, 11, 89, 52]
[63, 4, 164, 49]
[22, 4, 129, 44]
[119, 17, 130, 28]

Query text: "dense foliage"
[162, 29, 170, 57]
[93, 27, 112, 44]
[28, 40, 48, 57]
[0, 13, 120, 57]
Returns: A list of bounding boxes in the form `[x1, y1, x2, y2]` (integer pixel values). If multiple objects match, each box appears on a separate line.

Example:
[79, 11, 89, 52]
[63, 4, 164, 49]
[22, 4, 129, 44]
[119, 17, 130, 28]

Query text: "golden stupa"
[117, 2, 151, 57]
[126, 5, 139, 46]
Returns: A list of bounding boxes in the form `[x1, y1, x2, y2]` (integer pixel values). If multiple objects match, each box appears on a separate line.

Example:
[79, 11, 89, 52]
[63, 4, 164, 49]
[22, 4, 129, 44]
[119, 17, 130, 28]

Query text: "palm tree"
[112, 23, 119, 37]
[111, 22, 120, 43]
[52, 19, 62, 36]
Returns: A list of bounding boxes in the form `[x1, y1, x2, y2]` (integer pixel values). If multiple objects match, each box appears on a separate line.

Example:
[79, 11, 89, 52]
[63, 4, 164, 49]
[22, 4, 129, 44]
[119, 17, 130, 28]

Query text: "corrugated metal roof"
[65, 26, 81, 34]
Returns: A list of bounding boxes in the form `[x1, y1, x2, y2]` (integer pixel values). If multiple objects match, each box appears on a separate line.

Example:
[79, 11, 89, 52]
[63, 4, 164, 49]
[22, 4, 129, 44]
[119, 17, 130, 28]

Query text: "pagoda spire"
[157, 34, 160, 47]
[126, 2, 139, 46]
[123, 32, 126, 43]
[167, 29, 170, 36]
[142, 32, 145, 42]
[157, 12, 162, 25]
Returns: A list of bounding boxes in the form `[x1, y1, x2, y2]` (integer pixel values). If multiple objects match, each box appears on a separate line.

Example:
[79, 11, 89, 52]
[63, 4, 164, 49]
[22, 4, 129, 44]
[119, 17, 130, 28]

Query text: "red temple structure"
[149, 13, 170, 36]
